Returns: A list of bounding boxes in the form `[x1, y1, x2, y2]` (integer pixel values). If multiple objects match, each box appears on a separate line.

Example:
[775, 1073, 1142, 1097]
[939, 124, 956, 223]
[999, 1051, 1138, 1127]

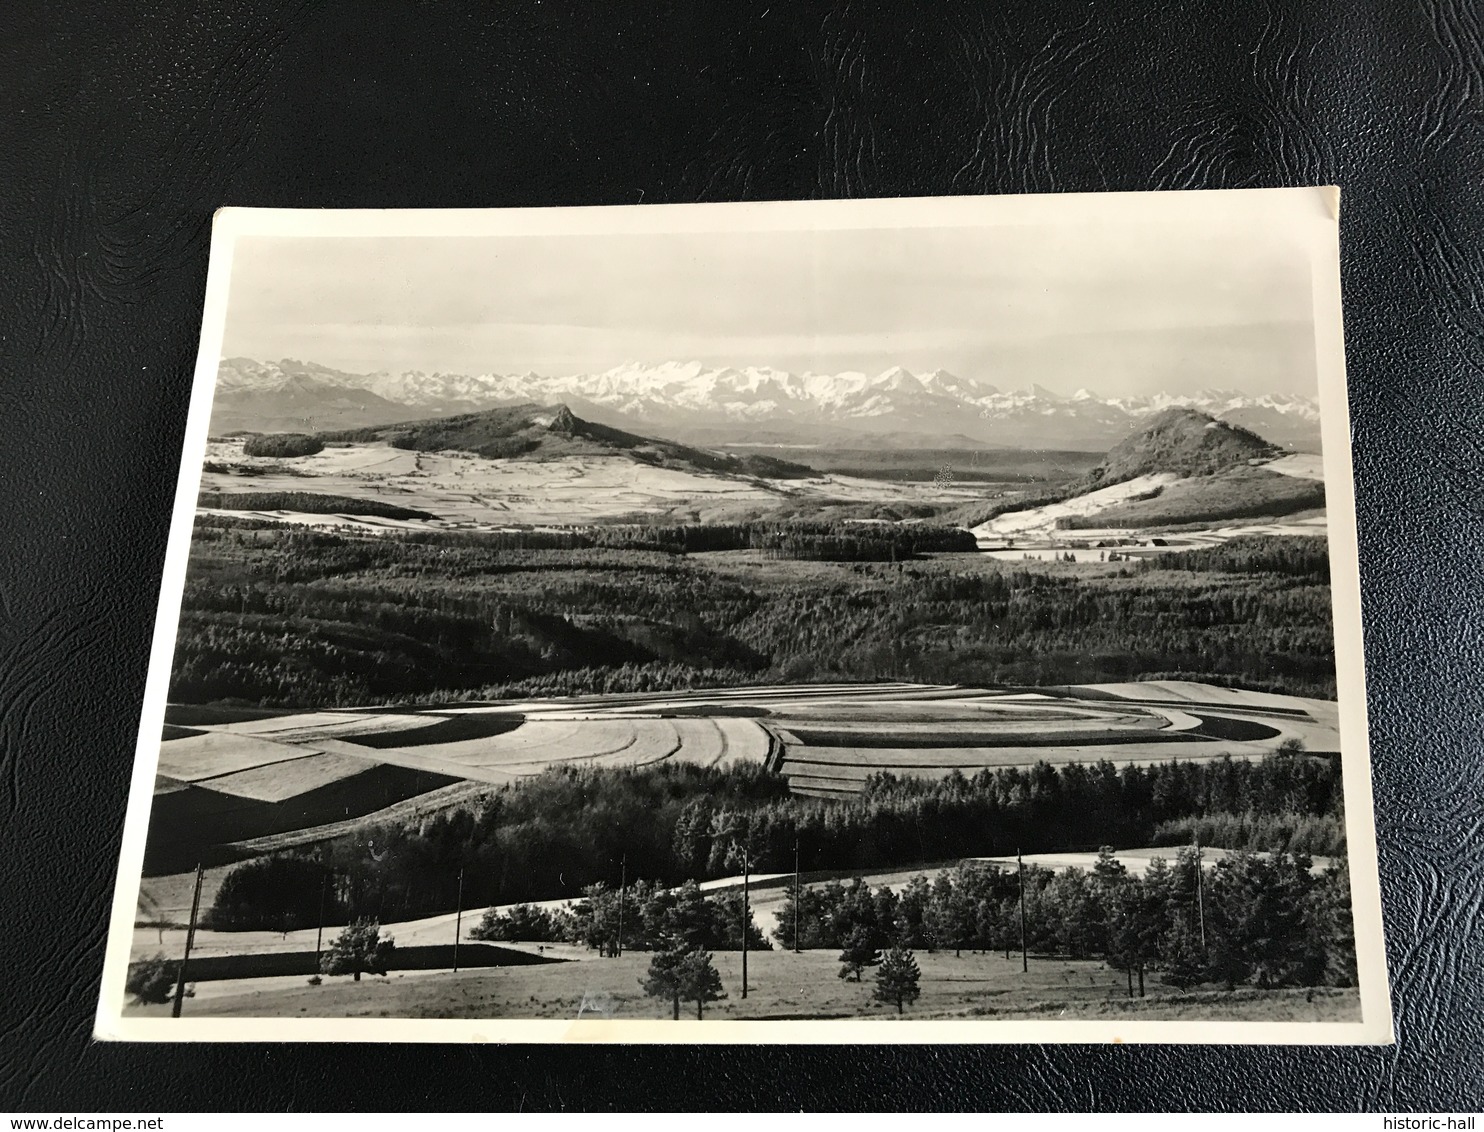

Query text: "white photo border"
[94, 187, 1393, 1045]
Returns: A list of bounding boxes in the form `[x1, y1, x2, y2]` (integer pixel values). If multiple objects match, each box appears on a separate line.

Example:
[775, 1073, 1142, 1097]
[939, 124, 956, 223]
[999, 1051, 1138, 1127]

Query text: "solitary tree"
[837, 925, 882, 982]
[873, 945, 922, 1014]
[678, 947, 727, 1020]
[642, 946, 687, 1020]
[320, 918, 395, 982]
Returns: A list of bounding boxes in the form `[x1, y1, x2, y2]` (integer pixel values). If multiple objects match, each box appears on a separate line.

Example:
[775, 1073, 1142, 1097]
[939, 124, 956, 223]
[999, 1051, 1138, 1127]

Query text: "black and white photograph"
[95, 188, 1390, 1043]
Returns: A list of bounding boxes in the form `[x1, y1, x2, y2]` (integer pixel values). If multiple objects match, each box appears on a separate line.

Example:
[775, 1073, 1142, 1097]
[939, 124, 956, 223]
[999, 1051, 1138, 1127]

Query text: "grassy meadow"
[131, 946, 1361, 1023]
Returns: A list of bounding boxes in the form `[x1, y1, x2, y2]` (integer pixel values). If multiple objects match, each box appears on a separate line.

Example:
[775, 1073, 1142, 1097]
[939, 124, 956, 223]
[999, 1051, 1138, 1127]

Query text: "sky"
[221, 219, 1319, 399]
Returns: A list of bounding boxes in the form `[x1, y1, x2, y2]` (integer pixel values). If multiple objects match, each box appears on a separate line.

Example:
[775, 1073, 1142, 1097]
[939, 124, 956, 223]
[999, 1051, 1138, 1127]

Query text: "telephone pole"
[171, 863, 204, 1018]
[1194, 835, 1206, 952]
[793, 837, 801, 954]
[315, 869, 328, 962]
[453, 867, 464, 972]
[616, 855, 627, 958]
[1017, 848, 1028, 974]
[740, 844, 750, 999]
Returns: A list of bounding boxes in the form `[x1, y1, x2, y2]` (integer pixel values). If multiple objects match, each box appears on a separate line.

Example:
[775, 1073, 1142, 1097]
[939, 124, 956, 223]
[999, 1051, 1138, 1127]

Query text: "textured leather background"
[1, 0, 1481, 1112]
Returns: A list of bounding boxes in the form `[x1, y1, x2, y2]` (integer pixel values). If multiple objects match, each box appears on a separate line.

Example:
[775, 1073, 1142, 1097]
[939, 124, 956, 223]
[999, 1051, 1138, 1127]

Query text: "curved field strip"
[229, 714, 443, 745]
[200, 751, 381, 803]
[206, 712, 372, 736]
[776, 720, 1228, 750]
[1087, 681, 1329, 715]
[226, 781, 498, 856]
[771, 702, 1099, 723]
[713, 718, 772, 765]
[782, 749, 1274, 795]
[157, 732, 319, 782]
[410, 720, 644, 770]
[781, 736, 1274, 775]
[582, 728, 682, 769]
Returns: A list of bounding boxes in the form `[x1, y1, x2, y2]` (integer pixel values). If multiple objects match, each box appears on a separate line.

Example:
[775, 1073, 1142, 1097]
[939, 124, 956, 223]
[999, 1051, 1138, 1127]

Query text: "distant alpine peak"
[214, 356, 1322, 449]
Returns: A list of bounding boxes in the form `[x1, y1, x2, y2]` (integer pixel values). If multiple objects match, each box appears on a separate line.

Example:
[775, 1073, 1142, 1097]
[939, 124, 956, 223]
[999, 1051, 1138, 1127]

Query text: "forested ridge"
[168, 519, 1337, 706]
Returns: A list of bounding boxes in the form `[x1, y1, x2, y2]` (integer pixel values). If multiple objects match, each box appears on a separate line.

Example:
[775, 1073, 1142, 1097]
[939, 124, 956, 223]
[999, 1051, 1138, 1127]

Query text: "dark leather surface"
[2, 0, 1481, 1113]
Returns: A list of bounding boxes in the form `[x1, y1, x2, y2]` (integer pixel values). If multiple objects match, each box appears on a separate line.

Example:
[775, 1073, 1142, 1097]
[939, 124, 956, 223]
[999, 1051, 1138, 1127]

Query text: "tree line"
[199, 754, 1344, 931]
[469, 879, 770, 954]
[773, 848, 1356, 995]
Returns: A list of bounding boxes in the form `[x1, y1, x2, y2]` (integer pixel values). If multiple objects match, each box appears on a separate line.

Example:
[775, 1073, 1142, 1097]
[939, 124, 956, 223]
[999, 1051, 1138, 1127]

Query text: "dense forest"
[167, 519, 1337, 705]
[201, 753, 1344, 931]
[196, 491, 437, 521]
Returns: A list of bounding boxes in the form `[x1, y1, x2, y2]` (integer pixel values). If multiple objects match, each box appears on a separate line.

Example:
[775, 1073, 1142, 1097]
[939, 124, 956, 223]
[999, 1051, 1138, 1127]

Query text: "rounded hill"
[1076, 408, 1281, 492]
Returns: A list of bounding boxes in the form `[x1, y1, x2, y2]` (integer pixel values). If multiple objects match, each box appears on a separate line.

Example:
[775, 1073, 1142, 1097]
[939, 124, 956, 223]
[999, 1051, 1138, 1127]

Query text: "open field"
[970, 455, 1328, 558]
[144, 679, 1340, 873]
[126, 945, 1360, 1023]
[198, 439, 989, 529]
[973, 473, 1182, 538]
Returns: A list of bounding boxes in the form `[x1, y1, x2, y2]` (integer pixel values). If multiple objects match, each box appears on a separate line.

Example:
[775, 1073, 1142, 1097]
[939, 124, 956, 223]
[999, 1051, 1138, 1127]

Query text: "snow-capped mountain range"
[213, 357, 1322, 450]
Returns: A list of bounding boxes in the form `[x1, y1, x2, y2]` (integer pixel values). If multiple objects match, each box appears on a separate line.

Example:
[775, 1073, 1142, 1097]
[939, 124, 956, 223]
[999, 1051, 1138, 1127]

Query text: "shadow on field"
[179, 942, 566, 982]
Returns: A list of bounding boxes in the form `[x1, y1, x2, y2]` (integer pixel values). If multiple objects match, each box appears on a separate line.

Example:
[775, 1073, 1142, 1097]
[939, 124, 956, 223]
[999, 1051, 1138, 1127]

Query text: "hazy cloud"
[222, 219, 1318, 398]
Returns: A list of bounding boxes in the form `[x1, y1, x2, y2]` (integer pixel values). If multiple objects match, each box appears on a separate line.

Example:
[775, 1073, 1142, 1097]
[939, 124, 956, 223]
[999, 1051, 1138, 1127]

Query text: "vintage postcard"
[95, 188, 1392, 1043]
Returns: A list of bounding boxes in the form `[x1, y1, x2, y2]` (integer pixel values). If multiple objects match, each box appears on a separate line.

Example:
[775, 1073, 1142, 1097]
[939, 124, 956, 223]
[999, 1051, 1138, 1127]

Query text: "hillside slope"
[319, 403, 818, 479]
[971, 412, 1322, 537]
[1075, 409, 1282, 492]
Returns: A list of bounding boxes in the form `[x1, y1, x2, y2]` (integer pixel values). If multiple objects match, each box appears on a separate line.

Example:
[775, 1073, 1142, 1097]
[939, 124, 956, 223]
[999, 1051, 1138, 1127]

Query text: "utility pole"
[1017, 848, 1028, 974]
[171, 863, 204, 1018]
[616, 855, 627, 958]
[453, 867, 464, 973]
[315, 869, 328, 963]
[793, 837, 801, 954]
[741, 844, 749, 999]
[1194, 835, 1206, 952]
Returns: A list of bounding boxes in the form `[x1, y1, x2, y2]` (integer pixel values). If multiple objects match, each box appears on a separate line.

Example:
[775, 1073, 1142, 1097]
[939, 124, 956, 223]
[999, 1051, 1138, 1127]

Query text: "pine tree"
[873, 945, 922, 1014]
[838, 925, 882, 982]
[772, 876, 808, 950]
[320, 918, 395, 982]
[1161, 914, 1206, 990]
[641, 946, 686, 1020]
[678, 947, 727, 1019]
